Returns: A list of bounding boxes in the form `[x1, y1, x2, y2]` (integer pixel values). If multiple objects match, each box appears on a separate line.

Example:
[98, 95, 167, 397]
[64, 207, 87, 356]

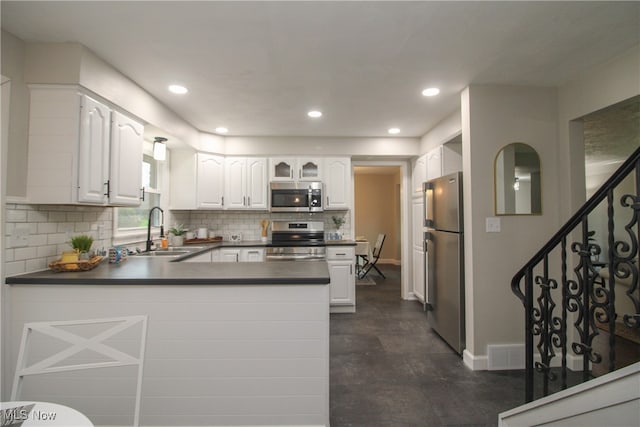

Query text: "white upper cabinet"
[196, 153, 225, 209]
[269, 157, 322, 181]
[426, 145, 443, 181]
[109, 110, 145, 205]
[424, 140, 463, 181]
[27, 85, 144, 206]
[224, 157, 268, 210]
[324, 157, 351, 210]
[77, 95, 111, 204]
[411, 154, 427, 198]
[170, 151, 224, 210]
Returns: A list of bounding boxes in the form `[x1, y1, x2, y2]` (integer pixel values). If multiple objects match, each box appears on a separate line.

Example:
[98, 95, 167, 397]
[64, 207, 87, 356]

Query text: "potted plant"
[332, 215, 346, 240]
[169, 224, 187, 246]
[70, 234, 94, 260]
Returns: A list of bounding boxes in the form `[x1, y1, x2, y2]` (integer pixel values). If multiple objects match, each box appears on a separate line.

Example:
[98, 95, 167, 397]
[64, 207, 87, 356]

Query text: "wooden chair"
[359, 234, 386, 279]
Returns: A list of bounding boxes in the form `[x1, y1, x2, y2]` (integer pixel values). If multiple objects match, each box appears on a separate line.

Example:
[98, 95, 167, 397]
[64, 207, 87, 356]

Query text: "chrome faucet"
[146, 206, 165, 252]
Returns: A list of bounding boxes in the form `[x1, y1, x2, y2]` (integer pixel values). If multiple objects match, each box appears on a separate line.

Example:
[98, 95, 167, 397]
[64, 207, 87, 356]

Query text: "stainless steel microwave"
[270, 182, 323, 212]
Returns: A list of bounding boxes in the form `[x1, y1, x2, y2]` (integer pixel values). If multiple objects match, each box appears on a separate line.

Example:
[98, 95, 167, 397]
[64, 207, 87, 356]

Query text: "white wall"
[224, 135, 419, 157]
[462, 85, 559, 365]
[1, 76, 10, 401]
[419, 109, 461, 154]
[557, 44, 640, 225]
[464, 44, 640, 369]
[1, 31, 30, 199]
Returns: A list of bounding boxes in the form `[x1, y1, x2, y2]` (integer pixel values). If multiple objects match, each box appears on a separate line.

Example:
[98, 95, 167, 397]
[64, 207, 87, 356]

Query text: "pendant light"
[153, 137, 167, 161]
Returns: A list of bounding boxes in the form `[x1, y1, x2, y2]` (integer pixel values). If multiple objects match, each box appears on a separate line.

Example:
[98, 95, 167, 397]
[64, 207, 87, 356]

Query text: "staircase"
[511, 146, 640, 403]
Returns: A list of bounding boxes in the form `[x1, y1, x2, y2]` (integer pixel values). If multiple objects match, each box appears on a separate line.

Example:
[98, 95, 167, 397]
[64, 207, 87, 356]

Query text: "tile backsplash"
[5, 204, 113, 276]
[171, 210, 351, 241]
[4, 203, 351, 275]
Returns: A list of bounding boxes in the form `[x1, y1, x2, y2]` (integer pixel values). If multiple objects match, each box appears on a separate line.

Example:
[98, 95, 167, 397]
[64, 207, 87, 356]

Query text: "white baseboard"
[466, 345, 583, 371]
[330, 304, 356, 313]
[463, 349, 488, 370]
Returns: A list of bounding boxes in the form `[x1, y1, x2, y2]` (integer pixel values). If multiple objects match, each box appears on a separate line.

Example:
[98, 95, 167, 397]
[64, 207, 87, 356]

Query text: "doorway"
[352, 160, 410, 299]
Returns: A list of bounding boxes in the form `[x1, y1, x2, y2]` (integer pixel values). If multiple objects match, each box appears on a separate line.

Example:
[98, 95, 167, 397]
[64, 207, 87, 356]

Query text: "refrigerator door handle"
[423, 181, 434, 228]
[424, 231, 434, 311]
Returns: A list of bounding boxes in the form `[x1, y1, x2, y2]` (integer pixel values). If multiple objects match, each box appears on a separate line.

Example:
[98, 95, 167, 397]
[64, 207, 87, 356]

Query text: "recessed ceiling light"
[388, 128, 401, 134]
[168, 84, 188, 94]
[307, 110, 322, 118]
[215, 127, 229, 134]
[422, 87, 440, 97]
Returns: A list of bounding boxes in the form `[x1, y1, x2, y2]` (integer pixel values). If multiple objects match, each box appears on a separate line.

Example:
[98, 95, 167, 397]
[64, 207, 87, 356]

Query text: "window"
[114, 154, 162, 238]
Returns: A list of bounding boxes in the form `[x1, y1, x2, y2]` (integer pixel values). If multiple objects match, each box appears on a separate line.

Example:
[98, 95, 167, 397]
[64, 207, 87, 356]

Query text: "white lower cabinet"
[183, 251, 213, 263]
[211, 247, 265, 262]
[240, 248, 266, 262]
[327, 247, 355, 312]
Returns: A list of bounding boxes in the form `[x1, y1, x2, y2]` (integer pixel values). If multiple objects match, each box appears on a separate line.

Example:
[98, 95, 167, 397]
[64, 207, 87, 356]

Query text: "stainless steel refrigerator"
[423, 171, 465, 354]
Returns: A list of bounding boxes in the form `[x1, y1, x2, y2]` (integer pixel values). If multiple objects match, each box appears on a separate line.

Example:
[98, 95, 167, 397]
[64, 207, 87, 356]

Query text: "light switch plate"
[486, 217, 501, 233]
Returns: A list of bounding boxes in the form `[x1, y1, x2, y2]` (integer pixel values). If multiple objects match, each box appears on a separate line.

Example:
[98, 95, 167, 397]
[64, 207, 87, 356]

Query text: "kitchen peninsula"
[5, 255, 331, 426]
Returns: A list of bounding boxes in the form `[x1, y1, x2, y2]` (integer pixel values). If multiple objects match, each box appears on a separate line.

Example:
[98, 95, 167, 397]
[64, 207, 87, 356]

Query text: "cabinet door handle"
[326, 196, 329, 206]
[350, 264, 353, 275]
[140, 187, 145, 201]
[221, 196, 224, 206]
[243, 196, 246, 206]
[247, 196, 251, 206]
[103, 180, 110, 197]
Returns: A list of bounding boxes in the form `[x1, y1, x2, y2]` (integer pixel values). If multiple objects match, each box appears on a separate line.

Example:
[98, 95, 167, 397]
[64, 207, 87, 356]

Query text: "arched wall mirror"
[494, 143, 542, 215]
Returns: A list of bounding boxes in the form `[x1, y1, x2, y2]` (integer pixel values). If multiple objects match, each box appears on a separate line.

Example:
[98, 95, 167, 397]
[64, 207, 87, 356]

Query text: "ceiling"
[2, 1, 639, 138]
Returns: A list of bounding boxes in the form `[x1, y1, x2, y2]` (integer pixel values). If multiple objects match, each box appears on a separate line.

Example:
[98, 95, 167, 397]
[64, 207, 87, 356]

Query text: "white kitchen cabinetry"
[411, 154, 427, 197]
[240, 248, 266, 262]
[27, 85, 144, 205]
[213, 247, 265, 262]
[324, 157, 351, 210]
[425, 142, 463, 181]
[109, 110, 145, 205]
[224, 157, 268, 210]
[327, 247, 355, 312]
[170, 151, 224, 210]
[182, 251, 213, 263]
[269, 157, 322, 181]
[412, 197, 425, 302]
[426, 146, 443, 181]
[197, 153, 225, 209]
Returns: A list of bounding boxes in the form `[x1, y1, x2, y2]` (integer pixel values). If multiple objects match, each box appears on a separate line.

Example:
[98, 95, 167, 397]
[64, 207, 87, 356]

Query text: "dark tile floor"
[330, 264, 527, 426]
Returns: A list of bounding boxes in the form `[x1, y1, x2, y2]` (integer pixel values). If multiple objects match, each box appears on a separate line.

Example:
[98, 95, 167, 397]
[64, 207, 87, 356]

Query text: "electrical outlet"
[486, 217, 501, 233]
[12, 226, 30, 247]
[98, 224, 106, 239]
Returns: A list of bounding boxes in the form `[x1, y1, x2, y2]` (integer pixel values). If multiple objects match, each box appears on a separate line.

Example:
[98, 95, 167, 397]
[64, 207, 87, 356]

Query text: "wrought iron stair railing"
[512, 145, 640, 402]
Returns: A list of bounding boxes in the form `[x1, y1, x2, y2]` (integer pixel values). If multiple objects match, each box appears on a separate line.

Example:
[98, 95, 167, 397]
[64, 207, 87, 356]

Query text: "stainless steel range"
[266, 220, 326, 261]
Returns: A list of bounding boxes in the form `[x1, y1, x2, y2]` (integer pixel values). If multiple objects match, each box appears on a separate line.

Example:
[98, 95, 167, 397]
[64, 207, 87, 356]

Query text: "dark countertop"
[208, 239, 357, 247]
[5, 239, 355, 286]
[6, 258, 330, 285]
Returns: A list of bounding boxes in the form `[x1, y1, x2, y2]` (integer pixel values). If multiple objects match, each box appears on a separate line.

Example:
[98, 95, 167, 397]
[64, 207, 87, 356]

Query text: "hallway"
[330, 264, 525, 426]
